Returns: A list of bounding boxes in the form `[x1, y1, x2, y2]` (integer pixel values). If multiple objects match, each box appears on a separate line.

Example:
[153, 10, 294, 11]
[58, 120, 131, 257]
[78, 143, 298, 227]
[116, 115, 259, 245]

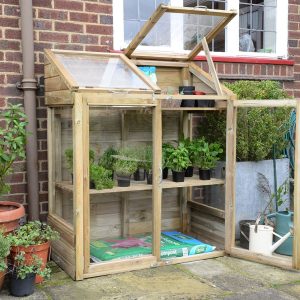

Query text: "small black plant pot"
[146, 172, 152, 185]
[10, 271, 35, 297]
[162, 167, 169, 179]
[71, 173, 73, 184]
[179, 86, 195, 108]
[117, 175, 131, 187]
[199, 169, 211, 180]
[90, 181, 95, 189]
[133, 168, 146, 181]
[172, 170, 185, 182]
[185, 166, 194, 177]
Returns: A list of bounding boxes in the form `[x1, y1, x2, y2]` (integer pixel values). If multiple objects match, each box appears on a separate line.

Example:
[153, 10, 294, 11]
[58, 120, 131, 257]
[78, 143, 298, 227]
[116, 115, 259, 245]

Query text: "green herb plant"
[180, 138, 200, 166]
[165, 143, 191, 172]
[162, 143, 175, 169]
[0, 104, 28, 196]
[65, 148, 96, 172]
[98, 147, 118, 171]
[90, 164, 114, 190]
[142, 145, 152, 174]
[0, 230, 10, 272]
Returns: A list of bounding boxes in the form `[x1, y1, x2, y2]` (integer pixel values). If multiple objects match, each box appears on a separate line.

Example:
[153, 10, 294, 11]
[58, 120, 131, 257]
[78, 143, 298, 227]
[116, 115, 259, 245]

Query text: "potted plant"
[65, 148, 96, 186]
[8, 221, 59, 284]
[0, 230, 10, 290]
[181, 138, 199, 177]
[133, 146, 146, 181]
[90, 164, 114, 190]
[9, 251, 51, 297]
[165, 143, 191, 182]
[113, 148, 138, 187]
[98, 146, 118, 180]
[143, 146, 153, 185]
[0, 104, 27, 233]
[162, 143, 174, 179]
[194, 139, 223, 180]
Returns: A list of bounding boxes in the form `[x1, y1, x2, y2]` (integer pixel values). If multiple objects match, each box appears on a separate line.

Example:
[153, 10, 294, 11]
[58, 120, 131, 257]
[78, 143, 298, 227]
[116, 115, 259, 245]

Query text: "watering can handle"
[267, 213, 276, 219]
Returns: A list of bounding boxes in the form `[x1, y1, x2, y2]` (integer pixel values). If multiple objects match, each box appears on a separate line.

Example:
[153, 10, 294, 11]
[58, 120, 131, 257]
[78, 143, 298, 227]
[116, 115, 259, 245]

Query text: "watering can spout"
[270, 231, 291, 253]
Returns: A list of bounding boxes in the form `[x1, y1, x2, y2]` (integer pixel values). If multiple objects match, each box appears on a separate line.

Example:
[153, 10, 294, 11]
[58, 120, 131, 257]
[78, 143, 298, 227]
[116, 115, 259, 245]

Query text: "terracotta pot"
[10, 241, 50, 284]
[0, 201, 25, 234]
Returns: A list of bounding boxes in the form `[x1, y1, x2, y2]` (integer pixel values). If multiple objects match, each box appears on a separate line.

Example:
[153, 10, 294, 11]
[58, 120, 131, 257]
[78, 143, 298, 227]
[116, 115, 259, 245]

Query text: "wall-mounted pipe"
[18, 0, 40, 220]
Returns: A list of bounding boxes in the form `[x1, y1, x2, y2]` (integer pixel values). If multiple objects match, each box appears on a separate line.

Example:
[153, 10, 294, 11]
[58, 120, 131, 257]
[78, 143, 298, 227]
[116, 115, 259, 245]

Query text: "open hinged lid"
[45, 50, 160, 93]
[125, 4, 236, 61]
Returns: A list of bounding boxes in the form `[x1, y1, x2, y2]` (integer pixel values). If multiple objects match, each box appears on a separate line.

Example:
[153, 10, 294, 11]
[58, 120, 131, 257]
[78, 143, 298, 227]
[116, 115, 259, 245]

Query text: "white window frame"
[113, 0, 288, 59]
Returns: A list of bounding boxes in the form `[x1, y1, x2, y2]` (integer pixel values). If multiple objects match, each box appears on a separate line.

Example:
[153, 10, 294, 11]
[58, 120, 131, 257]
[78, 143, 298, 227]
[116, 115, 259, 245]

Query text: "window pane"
[124, 0, 138, 20]
[56, 54, 151, 89]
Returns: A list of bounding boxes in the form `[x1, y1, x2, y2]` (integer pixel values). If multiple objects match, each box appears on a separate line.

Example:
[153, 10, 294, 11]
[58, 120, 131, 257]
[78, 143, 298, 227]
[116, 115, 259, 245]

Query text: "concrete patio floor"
[1, 256, 300, 299]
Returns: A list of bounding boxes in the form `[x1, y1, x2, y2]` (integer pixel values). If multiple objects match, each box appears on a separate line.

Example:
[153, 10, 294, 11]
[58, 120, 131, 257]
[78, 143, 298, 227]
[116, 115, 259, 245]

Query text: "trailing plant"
[98, 146, 118, 171]
[194, 138, 223, 170]
[90, 164, 114, 190]
[0, 104, 28, 196]
[12, 251, 51, 280]
[0, 230, 10, 272]
[198, 81, 291, 161]
[165, 143, 191, 172]
[162, 143, 175, 168]
[8, 221, 59, 247]
[65, 148, 96, 171]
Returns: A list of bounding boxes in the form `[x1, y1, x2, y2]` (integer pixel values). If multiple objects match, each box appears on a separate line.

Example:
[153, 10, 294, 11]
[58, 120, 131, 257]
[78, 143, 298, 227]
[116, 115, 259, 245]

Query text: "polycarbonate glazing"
[56, 54, 151, 90]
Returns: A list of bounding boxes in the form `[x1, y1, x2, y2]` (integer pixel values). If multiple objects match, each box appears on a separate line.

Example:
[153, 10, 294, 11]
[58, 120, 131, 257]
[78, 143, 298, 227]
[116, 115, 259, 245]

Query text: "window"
[113, 0, 288, 58]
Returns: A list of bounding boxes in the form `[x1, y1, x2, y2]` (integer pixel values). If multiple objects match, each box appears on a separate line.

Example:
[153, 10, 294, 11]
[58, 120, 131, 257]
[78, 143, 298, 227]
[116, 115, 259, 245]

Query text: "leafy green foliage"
[8, 221, 59, 247]
[0, 104, 28, 196]
[193, 138, 223, 170]
[65, 148, 95, 171]
[13, 251, 51, 280]
[162, 143, 175, 168]
[98, 147, 119, 170]
[139, 145, 152, 173]
[165, 143, 191, 172]
[198, 81, 291, 161]
[180, 138, 200, 165]
[90, 164, 114, 190]
[0, 230, 10, 272]
[113, 147, 138, 177]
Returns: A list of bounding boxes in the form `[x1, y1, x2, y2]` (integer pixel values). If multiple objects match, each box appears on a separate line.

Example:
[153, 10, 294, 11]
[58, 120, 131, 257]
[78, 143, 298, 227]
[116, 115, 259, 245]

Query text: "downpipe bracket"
[16, 78, 39, 91]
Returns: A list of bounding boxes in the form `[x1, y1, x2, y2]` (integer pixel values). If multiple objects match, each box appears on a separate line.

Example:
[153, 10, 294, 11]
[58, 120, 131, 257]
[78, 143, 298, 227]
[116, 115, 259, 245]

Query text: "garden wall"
[0, 0, 299, 220]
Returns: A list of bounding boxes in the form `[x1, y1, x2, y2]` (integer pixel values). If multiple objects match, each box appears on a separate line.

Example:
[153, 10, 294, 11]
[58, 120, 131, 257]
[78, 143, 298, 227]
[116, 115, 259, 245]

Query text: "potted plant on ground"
[8, 221, 59, 284]
[194, 138, 223, 180]
[0, 104, 27, 233]
[9, 251, 51, 297]
[0, 230, 10, 290]
[165, 143, 191, 182]
[90, 164, 114, 190]
[162, 143, 174, 179]
[113, 148, 138, 187]
[98, 146, 118, 180]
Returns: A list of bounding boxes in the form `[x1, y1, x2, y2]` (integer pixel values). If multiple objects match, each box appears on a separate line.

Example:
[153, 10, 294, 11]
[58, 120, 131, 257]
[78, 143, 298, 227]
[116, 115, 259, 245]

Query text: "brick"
[37, 108, 46, 119]
[289, 4, 298, 13]
[71, 34, 98, 44]
[55, 21, 83, 33]
[5, 28, 21, 39]
[38, 150, 47, 160]
[289, 13, 300, 23]
[0, 51, 4, 61]
[267, 65, 274, 76]
[246, 64, 253, 75]
[0, 74, 5, 84]
[6, 173, 24, 183]
[274, 65, 280, 76]
[0, 62, 20, 72]
[40, 160, 48, 170]
[100, 36, 113, 47]
[37, 130, 47, 140]
[34, 19, 52, 30]
[40, 201, 48, 211]
[0, 98, 6, 108]
[0, 16, 19, 27]
[85, 2, 112, 14]
[35, 63, 44, 74]
[86, 24, 112, 35]
[7, 97, 23, 105]
[41, 182, 48, 192]
[289, 39, 298, 48]
[0, 0, 19, 5]
[69, 11, 98, 23]
[288, 22, 298, 31]
[6, 74, 22, 84]
[232, 63, 238, 74]
[85, 45, 108, 52]
[38, 171, 48, 181]
[1, 194, 25, 204]
[281, 66, 287, 76]
[10, 183, 26, 194]
[0, 39, 20, 50]
[54, 0, 83, 11]
[32, 0, 52, 8]
[34, 42, 52, 52]
[4, 5, 20, 16]
[5, 51, 22, 62]
[261, 65, 266, 75]
[54, 43, 84, 51]
[100, 14, 112, 24]
[239, 64, 246, 75]
[253, 64, 260, 75]
[39, 32, 69, 43]
[12, 161, 26, 173]
[38, 9, 68, 20]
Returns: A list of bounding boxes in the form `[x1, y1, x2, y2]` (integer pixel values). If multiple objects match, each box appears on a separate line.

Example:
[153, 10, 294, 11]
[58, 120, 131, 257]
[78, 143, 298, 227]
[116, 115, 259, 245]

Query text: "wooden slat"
[188, 200, 225, 219]
[131, 51, 188, 61]
[201, 37, 223, 96]
[231, 247, 293, 270]
[233, 99, 297, 108]
[45, 76, 68, 92]
[225, 98, 237, 253]
[73, 93, 84, 280]
[293, 101, 300, 269]
[156, 95, 227, 100]
[133, 60, 189, 68]
[152, 102, 162, 258]
[165, 6, 235, 17]
[125, 4, 168, 57]
[162, 107, 225, 111]
[188, 11, 236, 60]
[45, 90, 73, 106]
[119, 54, 161, 92]
[52, 49, 121, 57]
[45, 63, 60, 78]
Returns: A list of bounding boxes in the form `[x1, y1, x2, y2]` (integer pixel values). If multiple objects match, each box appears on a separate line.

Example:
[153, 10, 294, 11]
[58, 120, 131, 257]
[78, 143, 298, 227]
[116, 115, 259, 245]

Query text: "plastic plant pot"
[172, 170, 185, 182]
[179, 86, 195, 107]
[185, 166, 194, 177]
[117, 176, 131, 187]
[162, 167, 169, 179]
[193, 90, 215, 107]
[199, 169, 211, 180]
[133, 169, 146, 181]
[146, 172, 152, 185]
[10, 271, 35, 297]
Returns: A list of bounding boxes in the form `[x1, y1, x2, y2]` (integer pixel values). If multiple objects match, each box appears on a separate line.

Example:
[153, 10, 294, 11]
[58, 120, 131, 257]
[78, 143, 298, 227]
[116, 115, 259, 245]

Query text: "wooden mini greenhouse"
[45, 5, 300, 280]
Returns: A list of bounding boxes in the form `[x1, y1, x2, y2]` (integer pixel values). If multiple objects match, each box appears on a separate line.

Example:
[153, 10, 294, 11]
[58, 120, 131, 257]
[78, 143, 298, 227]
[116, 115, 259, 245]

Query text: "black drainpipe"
[17, 0, 40, 220]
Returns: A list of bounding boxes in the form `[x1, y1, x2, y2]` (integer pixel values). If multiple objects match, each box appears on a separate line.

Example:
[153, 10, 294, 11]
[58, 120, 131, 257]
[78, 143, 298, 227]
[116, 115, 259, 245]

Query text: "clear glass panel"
[89, 108, 154, 264]
[56, 54, 151, 90]
[53, 107, 73, 226]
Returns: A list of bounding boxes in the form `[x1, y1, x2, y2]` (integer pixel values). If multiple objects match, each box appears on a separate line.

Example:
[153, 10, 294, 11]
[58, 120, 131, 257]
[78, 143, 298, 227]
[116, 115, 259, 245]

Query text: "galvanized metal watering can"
[249, 224, 292, 256]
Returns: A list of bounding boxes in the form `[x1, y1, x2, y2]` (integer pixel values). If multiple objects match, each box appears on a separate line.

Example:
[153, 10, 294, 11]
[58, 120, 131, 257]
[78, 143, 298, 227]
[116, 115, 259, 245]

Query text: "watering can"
[267, 211, 294, 256]
[249, 225, 291, 256]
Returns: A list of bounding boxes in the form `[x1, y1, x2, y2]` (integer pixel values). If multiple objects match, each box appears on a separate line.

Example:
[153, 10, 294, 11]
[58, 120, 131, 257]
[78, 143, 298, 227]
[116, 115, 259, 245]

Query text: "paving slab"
[277, 283, 300, 299]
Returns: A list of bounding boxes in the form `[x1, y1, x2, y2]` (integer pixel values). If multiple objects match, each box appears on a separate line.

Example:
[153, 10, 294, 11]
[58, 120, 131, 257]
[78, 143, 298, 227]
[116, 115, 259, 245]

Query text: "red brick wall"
[0, 0, 299, 220]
